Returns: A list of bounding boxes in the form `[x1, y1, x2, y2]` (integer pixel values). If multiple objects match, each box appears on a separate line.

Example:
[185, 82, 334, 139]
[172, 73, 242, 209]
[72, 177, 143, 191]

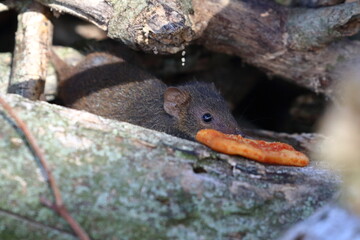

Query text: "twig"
[0, 95, 90, 240]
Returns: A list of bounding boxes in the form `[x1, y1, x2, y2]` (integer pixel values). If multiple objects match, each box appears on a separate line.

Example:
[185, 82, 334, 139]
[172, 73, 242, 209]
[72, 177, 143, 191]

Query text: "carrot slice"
[196, 129, 309, 167]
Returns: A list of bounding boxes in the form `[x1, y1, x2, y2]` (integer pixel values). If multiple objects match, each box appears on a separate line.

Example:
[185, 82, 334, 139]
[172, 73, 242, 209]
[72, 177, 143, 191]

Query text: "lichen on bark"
[108, 0, 194, 54]
[0, 94, 338, 239]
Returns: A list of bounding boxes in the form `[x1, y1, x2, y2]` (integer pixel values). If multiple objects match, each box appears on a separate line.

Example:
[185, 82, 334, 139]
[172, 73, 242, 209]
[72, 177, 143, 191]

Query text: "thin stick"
[0, 95, 90, 240]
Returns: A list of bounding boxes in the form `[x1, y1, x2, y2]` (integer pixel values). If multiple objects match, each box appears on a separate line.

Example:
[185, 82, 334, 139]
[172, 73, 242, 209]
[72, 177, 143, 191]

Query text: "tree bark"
[26, 0, 360, 96]
[37, 0, 195, 54]
[8, 1, 53, 100]
[191, 0, 360, 96]
[0, 93, 338, 240]
[38, 0, 111, 30]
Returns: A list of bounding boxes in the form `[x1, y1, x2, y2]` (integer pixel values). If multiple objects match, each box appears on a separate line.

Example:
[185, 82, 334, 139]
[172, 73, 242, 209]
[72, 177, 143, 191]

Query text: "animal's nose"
[218, 124, 244, 136]
[234, 128, 246, 137]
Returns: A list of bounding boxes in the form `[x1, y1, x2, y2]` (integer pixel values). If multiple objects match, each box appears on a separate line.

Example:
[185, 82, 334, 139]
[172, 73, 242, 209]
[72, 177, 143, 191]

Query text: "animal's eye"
[202, 113, 213, 123]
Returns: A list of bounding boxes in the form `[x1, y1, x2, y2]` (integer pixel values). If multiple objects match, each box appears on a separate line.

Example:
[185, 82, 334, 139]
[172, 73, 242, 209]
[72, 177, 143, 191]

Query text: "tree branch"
[31, 0, 360, 95]
[8, 1, 53, 100]
[39, 0, 111, 30]
[191, 0, 360, 96]
[37, 0, 195, 54]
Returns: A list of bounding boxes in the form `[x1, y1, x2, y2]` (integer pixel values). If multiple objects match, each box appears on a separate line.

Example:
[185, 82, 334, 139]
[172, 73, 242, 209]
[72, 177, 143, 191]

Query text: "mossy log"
[0, 93, 338, 239]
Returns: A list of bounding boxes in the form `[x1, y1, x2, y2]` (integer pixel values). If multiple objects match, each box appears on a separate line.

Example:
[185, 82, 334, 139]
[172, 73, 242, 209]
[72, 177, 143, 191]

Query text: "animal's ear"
[164, 87, 190, 119]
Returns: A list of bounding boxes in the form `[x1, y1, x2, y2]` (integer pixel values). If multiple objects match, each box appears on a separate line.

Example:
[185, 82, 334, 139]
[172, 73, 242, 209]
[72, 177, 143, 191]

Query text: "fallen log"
[0, 93, 338, 239]
[191, 0, 360, 96]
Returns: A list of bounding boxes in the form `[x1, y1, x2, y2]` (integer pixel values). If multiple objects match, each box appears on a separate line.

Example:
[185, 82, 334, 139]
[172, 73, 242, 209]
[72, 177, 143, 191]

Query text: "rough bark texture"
[8, 1, 53, 100]
[37, 0, 194, 54]
[0, 93, 338, 240]
[26, 0, 360, 96]
[107, 0, 194, 54]
[191, 0, 360, 96]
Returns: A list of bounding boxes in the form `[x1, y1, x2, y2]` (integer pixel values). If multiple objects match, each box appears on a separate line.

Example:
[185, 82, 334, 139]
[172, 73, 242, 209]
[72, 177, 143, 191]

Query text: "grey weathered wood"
[38, 0, 112, 30]
[0, 93, 338, 239]
[191, 0, 360, 97]
[37, 0, 194, 54]
[8, 1, 53, 100]
[0, 0, 348, 98]
[30, 0, 360, 96]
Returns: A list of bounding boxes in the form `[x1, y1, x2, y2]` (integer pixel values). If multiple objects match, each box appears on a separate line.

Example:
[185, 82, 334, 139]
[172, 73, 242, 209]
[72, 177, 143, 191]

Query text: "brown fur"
[53, 52, 241, 140]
